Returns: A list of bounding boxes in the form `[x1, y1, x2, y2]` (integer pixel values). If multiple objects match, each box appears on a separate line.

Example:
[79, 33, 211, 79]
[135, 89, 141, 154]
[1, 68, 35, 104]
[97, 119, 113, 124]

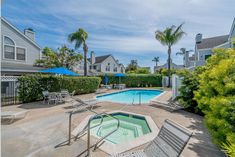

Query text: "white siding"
[1, 20, 41, 65]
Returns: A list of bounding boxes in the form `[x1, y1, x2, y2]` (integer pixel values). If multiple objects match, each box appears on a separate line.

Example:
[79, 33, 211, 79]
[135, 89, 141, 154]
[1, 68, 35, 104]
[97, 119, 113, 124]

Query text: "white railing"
[1, 76, 19, 82]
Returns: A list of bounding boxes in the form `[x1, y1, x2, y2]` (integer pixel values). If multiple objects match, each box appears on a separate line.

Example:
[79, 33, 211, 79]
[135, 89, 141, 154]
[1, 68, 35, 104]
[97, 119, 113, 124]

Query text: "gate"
[1, 76, 21, 106]
[172, 74, 183, 100]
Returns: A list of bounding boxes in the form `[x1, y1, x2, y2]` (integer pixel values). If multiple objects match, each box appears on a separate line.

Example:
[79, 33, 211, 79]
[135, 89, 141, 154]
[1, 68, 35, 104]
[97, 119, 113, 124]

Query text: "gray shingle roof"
[88, 55, 111, 64]
[196, 35, 229, 49]
[1, 62, 45, 72]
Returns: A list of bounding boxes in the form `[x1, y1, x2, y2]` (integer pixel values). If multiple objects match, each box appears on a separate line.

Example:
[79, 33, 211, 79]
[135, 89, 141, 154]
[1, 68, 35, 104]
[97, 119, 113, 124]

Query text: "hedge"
[18, 75, 101, 103]
[99, 74, 162, 87]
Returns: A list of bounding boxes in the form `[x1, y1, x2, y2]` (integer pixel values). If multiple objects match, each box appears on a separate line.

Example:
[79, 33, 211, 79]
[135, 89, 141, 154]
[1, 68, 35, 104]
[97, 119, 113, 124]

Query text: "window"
[205, 54, 211, 60]
[4, 45, 15, 59]
[114, 67, 117, 72]
[3, 36, 26, 61]
[16, 48, 26, 61]
[106, 65, 110, 71]
[4, 36, 15, 59]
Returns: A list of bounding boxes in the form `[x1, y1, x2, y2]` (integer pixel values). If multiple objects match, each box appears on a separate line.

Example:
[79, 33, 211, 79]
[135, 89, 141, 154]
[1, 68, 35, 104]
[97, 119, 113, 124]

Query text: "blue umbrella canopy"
[114, 73, 126, 77]
[39, 67, 79, 76]
[104, 74, 109, 85]
[114, 73, 125, 84]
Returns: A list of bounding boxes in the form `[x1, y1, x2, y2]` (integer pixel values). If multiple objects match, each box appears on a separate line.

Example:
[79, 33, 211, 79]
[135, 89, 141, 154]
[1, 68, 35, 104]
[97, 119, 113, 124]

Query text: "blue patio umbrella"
[39, 67, 79, 76]
[104, 74, 109, 85]
[114, 73, 126, 84]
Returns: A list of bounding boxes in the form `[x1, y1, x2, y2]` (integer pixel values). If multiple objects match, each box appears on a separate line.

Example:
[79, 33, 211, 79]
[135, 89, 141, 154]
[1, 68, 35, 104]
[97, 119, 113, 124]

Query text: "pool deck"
[1, 89, 225, 157]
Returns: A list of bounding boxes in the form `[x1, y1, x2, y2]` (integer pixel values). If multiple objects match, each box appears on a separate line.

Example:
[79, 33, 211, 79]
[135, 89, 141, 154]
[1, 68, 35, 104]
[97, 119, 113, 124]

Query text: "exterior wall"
[198, 49, 212, 64]
[1, 20, 41, 65]
[100, 56, 121, 74]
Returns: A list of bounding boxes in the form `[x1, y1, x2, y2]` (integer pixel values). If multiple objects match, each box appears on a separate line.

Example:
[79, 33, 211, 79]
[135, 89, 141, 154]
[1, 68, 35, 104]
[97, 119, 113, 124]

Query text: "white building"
[185, 18, 235, 69]
[73, 52, 125, 75]
[154, 60, 184, 72]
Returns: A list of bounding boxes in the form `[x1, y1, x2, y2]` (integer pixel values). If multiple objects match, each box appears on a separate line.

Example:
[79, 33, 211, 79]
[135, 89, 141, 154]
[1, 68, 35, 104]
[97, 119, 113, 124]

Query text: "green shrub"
[194, 48, 235, 153]
[177, 67, 205, 115]
[18, 75, 101, 103]
[99, 74, 162, 87]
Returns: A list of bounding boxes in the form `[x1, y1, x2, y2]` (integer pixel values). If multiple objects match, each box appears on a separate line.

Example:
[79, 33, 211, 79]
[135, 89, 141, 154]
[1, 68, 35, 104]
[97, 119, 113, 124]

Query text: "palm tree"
[155, 24, 185, 87]
[68, 28, 88, 76]
[152, 57, 160, 66]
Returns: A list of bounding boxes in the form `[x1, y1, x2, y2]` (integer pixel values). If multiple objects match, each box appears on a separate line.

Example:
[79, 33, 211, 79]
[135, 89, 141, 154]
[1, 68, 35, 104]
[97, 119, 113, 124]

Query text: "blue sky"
[2, 0, 235, 70]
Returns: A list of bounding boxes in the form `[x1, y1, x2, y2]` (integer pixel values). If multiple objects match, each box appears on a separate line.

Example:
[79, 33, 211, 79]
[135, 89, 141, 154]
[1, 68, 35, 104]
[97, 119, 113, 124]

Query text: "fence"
[172, 74, 183, 100]
[1, 76, 21, 106]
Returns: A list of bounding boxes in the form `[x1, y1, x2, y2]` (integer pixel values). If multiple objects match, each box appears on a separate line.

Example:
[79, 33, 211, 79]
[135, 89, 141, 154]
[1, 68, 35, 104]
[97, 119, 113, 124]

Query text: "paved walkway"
[1, 91, 225, 157]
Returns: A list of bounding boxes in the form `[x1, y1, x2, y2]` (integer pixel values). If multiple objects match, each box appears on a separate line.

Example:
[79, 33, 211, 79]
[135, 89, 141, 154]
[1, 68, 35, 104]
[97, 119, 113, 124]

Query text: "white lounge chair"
[109, 119, 192, 157]
[1, 110, 29, 123]
[150, 98, 183, 111]
[72, 98, 99, 111]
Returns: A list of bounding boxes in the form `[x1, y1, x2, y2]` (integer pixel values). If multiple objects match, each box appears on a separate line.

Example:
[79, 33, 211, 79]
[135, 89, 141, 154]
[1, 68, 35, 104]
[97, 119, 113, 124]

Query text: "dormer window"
[3, 36, 26, 61]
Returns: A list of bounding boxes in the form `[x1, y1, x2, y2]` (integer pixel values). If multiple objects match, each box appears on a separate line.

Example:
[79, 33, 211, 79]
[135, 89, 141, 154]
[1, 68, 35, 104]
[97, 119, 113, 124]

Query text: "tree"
[195, 48, 235, 155]
[125, 60, 138, 72]
[152, 57, 159, 66]
[155, 24, 185, 87]
[35, 46, 82, 69]
[68, 28, 88, 76]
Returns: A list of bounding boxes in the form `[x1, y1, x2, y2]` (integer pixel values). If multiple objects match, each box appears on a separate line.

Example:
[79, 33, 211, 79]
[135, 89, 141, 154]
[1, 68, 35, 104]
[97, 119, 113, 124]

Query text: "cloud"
[2, 0, 235, 69]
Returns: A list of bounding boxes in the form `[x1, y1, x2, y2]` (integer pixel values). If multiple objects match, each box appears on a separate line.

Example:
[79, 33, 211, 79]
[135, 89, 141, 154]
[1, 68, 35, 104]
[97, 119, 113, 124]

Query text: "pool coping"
[94, 88, 166, 105]
[72, 110, 159, 155]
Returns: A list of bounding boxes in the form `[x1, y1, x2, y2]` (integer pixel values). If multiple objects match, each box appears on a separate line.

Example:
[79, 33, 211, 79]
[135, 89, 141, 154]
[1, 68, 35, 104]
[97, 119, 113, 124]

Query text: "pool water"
[90, 113, 151, 144]
[96, 89, 162, 104]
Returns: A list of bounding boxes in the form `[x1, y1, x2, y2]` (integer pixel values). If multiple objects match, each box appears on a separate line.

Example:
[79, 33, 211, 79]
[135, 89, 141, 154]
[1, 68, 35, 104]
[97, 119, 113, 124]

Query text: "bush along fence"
[99, 74, 162, 87]
[18, 75, 101, 103]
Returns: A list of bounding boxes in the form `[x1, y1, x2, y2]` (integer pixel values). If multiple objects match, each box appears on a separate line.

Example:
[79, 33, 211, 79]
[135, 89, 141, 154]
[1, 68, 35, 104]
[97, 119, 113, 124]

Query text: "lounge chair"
[1, 110, 29, 123]
[109, 119, 192, 157]
[72, 98, 100, 111]
[150, 98, 183, 111]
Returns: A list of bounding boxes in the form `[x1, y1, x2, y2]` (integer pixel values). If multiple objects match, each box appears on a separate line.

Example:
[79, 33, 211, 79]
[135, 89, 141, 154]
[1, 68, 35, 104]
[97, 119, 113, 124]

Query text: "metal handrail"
[93, 112, 120, 151]
[132, 91, 138, 105]
[74, 113, 104, 141]
[87, 112, 120, 157]
[67, 101, 120, 157]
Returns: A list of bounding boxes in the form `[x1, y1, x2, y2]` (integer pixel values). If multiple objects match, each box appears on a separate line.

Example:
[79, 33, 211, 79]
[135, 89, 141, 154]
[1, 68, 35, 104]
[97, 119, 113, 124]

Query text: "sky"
[2, 0, 235, 70]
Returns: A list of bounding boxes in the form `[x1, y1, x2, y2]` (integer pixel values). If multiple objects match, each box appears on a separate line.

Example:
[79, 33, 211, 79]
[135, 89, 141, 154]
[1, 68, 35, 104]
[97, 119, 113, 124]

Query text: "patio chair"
[1, 110, 29, 124]
[48, 92, 58, 104]
[109, 119, 192, 157]
[63, 90, 76, 102]
[42, 90, 49, 104]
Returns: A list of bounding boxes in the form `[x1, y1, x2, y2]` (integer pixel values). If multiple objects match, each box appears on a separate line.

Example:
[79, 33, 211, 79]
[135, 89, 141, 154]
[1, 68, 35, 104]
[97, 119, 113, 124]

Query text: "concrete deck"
[1, 91, 225, 157]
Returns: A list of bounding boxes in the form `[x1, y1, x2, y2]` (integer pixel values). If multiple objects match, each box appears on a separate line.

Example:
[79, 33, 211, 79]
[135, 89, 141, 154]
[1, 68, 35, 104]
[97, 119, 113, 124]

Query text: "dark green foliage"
[99, 74, 162, 87]
[18, 75, 101, 103]
[177, 67, 205, 115]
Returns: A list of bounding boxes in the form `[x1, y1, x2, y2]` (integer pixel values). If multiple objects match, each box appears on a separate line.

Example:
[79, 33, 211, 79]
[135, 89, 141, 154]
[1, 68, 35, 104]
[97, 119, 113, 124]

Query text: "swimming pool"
[90, 112, 151, 144]
[96, 89, 163, 104]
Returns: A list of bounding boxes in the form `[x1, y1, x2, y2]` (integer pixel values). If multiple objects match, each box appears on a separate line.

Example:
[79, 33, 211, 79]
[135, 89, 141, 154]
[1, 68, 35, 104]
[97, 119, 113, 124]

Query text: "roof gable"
[1, 17, 41, 49]
[196, 35, 229, 50]
[88, 55, 111, 64]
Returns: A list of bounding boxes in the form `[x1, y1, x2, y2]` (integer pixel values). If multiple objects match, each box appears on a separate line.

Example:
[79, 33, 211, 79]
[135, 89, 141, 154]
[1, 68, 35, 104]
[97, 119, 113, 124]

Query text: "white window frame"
[3, 35, 27, 62]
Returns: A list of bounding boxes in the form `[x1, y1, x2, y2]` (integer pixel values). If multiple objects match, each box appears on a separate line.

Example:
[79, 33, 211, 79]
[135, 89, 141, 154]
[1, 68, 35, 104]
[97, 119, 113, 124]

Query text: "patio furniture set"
[42, 89, 75, 105]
